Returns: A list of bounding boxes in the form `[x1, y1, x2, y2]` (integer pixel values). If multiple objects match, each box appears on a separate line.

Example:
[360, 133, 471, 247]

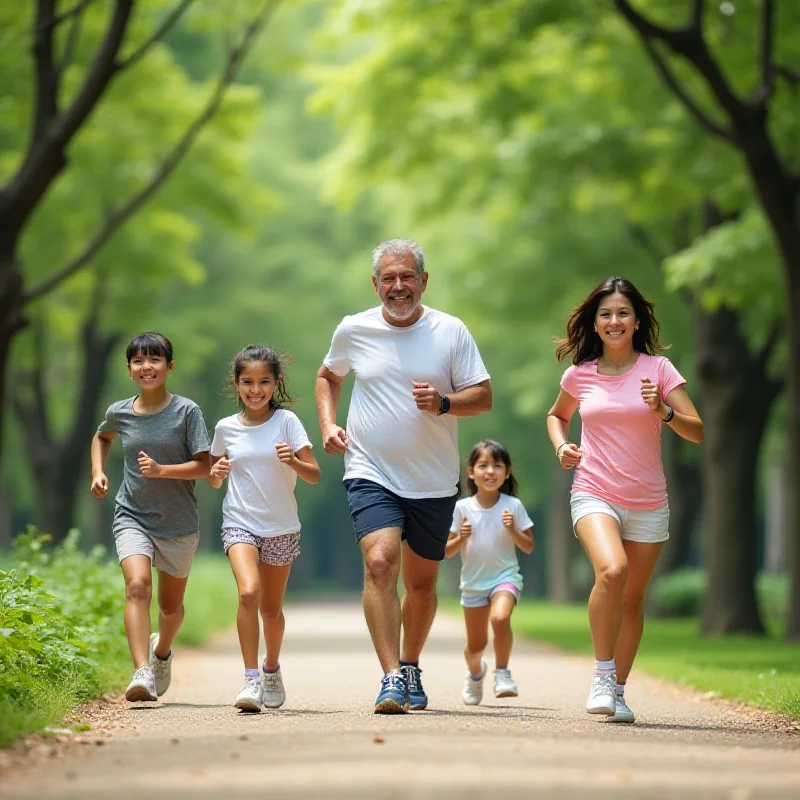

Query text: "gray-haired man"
[316, 238, 492, 713]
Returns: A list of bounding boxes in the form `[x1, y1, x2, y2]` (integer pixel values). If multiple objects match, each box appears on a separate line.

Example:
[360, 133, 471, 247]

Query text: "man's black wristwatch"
[437, 394, 451, 416]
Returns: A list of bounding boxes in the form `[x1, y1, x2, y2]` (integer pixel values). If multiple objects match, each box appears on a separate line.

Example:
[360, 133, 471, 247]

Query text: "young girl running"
[90, 332, 211, 703]
[546, 277, 703, 724]
[445, 440, 534, 706]
[209, 345, 320, 712]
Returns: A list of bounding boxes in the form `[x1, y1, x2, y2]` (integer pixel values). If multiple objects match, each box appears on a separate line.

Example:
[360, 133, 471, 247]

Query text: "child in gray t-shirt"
[90, 332, 210, 704]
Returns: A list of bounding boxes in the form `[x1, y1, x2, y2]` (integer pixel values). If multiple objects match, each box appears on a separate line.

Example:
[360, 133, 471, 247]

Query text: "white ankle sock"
[594, 659, 615, 673]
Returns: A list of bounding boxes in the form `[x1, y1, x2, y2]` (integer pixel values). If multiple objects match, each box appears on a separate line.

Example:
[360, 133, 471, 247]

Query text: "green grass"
[461, 600, 800, 720]
[1, 536, 236, 749]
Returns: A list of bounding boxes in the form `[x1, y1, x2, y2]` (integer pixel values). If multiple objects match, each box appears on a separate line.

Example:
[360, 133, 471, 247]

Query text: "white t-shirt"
[323, 306, 490, 498]
[450, 495, 534, 593]
[210, 409, 312, 537]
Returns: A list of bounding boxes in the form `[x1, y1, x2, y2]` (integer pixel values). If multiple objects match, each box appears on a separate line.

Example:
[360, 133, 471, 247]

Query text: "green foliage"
[649, 569, 789, 622]
[0, 528, 127, 748]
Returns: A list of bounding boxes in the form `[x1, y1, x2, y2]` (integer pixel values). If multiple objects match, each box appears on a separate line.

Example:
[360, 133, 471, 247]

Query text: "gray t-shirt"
[97, 395, 210, 538]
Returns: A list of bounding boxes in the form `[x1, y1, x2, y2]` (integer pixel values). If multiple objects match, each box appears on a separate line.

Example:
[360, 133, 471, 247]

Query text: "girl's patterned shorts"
[221, 528, 301, 566]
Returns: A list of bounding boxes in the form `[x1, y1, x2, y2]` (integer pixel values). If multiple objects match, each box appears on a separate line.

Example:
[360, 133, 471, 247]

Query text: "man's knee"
[364, 549, 399, 588]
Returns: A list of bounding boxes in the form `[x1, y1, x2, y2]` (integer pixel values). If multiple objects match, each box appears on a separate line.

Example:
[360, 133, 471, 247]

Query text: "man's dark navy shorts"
[344, 478, 458, 562]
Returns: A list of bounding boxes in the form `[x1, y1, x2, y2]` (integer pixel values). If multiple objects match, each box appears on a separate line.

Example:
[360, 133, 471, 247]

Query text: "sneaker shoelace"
[591, 672, 616, 698]
[132, 667, 152, 682]
[404, 666, 423, 693]
[382, 671, 406, 692]
[262, 671, 282, 691]
[241, 676, 261, 694]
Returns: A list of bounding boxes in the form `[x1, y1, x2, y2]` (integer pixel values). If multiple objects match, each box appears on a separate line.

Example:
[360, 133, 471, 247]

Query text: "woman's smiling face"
[595, 291, 638, 351]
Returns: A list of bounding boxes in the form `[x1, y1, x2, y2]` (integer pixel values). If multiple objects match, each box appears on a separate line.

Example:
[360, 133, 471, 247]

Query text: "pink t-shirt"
[560, 353, 685, 510]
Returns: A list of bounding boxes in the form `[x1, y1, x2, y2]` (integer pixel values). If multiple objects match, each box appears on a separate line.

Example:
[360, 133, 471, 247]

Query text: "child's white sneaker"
[125, 667, 157, 702]
[148, 633, 172, 697]
[234, 676, 263, 712]
[605, 694, 635, 723]
[494, 668, 518, 698]
[261, 666, 286, 709]
[586, 671, 616, 715]
[462, 659, 487, 706]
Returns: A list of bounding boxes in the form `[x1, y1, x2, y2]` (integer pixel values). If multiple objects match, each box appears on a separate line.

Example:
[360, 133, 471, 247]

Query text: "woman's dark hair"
[555, 276, 667, 365]
[126, 332, 173, 364]
[466, 439, 518, 497]
[232, 345, 296, 410]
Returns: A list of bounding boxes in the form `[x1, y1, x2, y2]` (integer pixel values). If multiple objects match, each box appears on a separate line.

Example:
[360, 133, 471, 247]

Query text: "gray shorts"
[570, 494, 670, 543]
[221, 529, 301, 566]
[114, 528, 199, 578]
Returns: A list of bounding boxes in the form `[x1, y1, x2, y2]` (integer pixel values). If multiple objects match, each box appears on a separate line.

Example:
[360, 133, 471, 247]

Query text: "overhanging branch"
[55, 0, 93, 84]
[32, 0, 59, 143]
[118, 0, 195, 72]
[641, 37, 736, 143]
[24, 0, 280, 304]
[753, 0, 775, 106]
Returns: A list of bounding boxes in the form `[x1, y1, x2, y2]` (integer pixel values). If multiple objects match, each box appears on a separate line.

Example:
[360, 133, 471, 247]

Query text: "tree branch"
[753, 0, 775, 106]
[612, 0, 683, 44]
[640, 36, 736, 143]
[118, 0, 195, 72]
[691, 0, 705, 29]
[55, 0, 93, 85]
[627, 223, 668, 267]
[24, 1, 280, 304]
[776, 64, 800, 86]
[31, 0, 59, 143]
[49, 0, 93, 28]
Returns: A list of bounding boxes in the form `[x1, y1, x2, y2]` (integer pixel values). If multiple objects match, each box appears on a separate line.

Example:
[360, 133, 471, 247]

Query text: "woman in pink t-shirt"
[546, 277, 703, 724]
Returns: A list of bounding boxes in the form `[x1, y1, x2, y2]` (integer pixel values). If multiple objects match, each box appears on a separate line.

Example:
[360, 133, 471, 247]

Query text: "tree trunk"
[14, 310, 118, 544]
[546, 462, 577, 602]
[0, 255, 27, 457]
[656, 430, 702, 575]
[696, 304, 781, 634]
[764, 462, 788, 574]
[786, 271, 800, 638]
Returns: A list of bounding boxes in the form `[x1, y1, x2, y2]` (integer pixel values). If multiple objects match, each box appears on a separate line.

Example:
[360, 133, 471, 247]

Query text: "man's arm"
[412, 379, 492, 417]
[316, 365, 350, 453]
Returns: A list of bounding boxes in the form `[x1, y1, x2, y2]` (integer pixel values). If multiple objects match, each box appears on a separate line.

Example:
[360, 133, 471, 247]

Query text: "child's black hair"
[466, 439, 518, 497]
[232, 345, 296, 410]
[126, 332, 173, 364]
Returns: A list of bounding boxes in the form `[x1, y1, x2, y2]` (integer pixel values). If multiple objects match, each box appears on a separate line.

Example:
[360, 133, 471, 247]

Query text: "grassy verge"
[0, 531, 235, 749]
[443, 598, 800, 720]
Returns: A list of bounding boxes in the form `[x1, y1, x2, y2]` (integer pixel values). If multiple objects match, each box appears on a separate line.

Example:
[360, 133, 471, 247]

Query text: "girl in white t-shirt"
[209, 345, 320, 712]
[445, 440, 534, 706]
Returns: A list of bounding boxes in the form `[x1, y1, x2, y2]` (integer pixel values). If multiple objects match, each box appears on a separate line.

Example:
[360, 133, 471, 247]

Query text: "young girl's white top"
[450, 495, 534, 593]
[211, 409, 312, 537]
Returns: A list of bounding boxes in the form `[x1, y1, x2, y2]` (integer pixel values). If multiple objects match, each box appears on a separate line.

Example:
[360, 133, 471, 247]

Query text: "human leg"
[461, 603, 490, 706]
[400, 541, 441, 665]
[489, 590, 519, 698]
[119, 552, 157, 702]
[226, 541, 262, 670]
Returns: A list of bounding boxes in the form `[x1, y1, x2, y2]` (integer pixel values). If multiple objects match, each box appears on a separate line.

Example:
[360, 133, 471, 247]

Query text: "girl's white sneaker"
[234, 676, 263, 712]
[125, 667, 157, 702]
[462, 659, 487, 706]
[261, 667, 286, 709]
[586, 671, 616, 715]
[606, 695, 635, 723]
[494, 668, 518, 698]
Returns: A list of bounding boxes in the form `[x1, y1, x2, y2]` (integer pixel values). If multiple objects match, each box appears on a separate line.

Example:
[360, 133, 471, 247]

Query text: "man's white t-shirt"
[210, 409, 312, 537]
[450, 495, 534, 593]
[323, 306, 490, 498]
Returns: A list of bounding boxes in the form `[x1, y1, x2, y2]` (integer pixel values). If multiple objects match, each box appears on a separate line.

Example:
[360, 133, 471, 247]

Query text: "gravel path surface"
[2, 602, 799, 799]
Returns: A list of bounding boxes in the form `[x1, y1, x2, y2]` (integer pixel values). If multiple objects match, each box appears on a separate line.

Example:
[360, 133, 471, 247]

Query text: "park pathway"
[2, 602, 799, 799]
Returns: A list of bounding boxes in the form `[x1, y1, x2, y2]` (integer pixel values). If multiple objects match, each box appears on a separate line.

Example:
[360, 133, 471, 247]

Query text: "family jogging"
[89, 237, 703, 723]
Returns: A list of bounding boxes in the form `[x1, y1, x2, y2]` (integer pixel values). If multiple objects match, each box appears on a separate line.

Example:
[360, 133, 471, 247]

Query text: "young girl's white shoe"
[586, 672, 617, 715]
[494, 668, 518, 698]
[125, 667, 157, 702]
[234, 676, 263, 712]
[148, 633, 172, 697]
[261, 667, 286, 709]
[606, 694, 635, 723]
[462, 659, 487, 706]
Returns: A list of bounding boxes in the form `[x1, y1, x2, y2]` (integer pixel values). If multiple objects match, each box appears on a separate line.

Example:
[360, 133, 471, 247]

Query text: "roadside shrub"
[650, 569, 789, 622]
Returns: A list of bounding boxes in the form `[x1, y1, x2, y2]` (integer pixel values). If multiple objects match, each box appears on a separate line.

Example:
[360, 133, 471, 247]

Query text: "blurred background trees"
[2, 1, 797, 636]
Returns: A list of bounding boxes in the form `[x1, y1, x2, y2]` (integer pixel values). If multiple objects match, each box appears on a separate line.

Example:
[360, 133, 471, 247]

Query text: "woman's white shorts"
[570, 494, 669, 543]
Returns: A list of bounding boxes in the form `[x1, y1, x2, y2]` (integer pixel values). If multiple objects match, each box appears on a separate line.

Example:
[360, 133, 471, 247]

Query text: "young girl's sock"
[594, 659, 616, 674]
[245, 668, 260, 678]
[263, 660, 280, 674]
[616, 683, 625, 696]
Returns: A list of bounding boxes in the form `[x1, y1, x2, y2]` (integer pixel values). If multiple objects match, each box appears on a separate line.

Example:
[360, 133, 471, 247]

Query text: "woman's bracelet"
[556, 442, 571, 459]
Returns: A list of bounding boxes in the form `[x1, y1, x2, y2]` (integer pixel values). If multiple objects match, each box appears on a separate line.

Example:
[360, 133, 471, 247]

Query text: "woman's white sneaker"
[125, 667, 157, 702]
[234, 676, 263, 712]
[261, 667, 286, 709]
[586, 671, 616, 715]
[462, 659, 487, 706]
[148, 633, 172, 697]
[494, 668, 518, 698]
[606, 694, 636, 723]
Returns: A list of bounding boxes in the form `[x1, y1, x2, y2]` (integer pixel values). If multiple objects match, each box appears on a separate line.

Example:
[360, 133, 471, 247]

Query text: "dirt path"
[2, 602, 799, 799]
